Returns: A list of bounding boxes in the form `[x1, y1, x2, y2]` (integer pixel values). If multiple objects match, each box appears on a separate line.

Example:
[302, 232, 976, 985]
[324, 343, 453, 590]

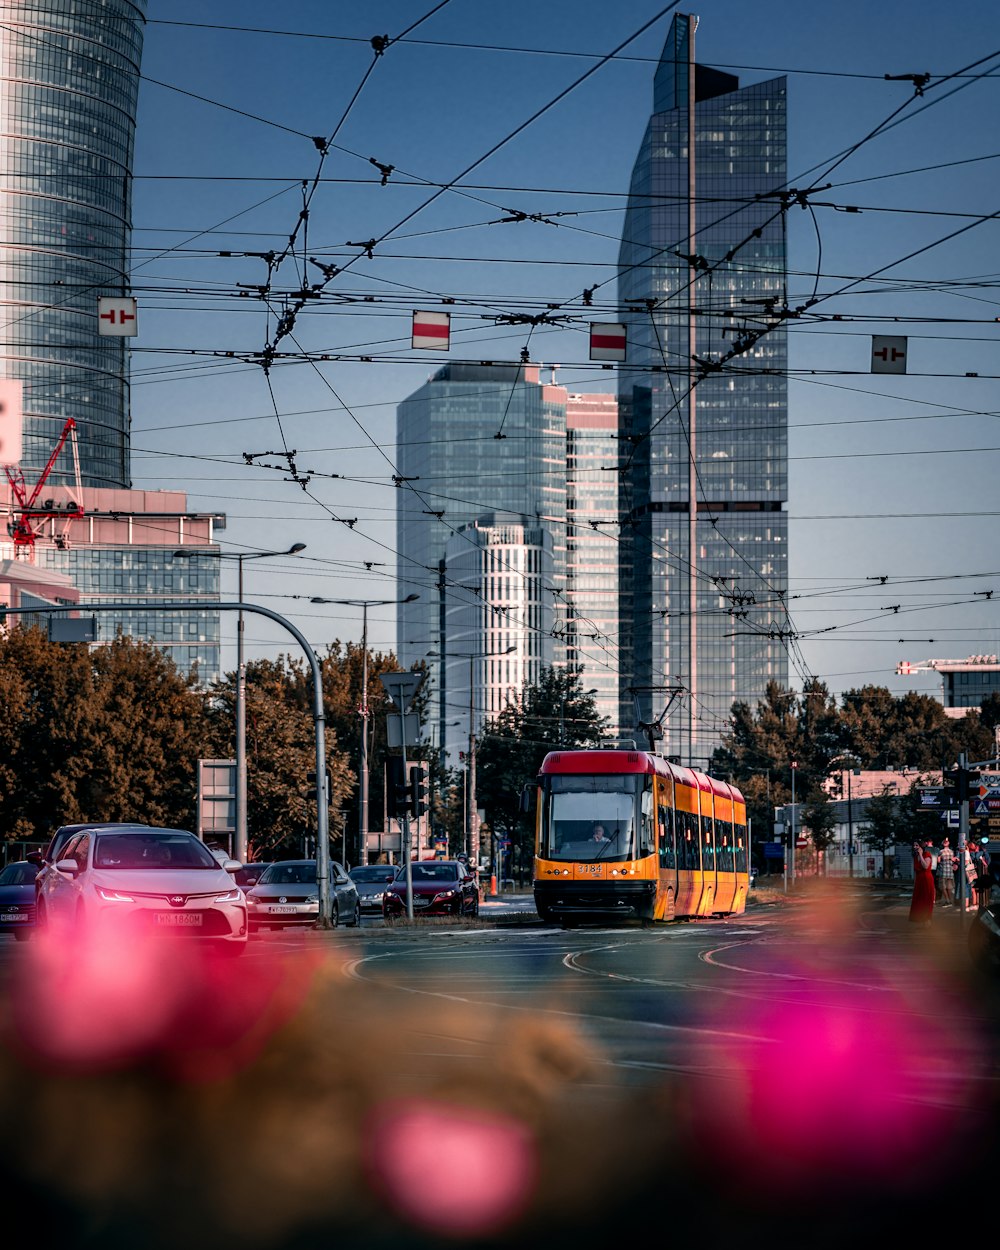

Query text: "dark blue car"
[0, 860, 39, 941]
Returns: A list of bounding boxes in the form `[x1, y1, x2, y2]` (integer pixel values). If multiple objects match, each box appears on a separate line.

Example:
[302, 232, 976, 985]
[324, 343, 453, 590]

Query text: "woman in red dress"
[908, 840, 936, 926]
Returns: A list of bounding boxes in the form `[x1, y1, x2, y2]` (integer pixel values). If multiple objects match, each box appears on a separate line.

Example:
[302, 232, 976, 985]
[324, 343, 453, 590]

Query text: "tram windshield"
[540, 774, 641, 862]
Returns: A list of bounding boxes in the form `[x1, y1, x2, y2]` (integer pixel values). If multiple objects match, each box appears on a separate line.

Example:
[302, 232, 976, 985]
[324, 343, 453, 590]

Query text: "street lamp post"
[176, 542, 306, 865]
[310, 593, 418, 867]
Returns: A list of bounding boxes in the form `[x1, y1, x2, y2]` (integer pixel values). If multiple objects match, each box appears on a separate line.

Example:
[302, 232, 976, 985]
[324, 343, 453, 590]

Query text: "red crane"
[4, 417, 84, 558]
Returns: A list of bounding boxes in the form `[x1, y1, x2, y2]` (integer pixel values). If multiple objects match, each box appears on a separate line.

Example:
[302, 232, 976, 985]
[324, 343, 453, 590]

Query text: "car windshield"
[351, 866, 395, 882]
[408, 864, 459, 883]
[94, 833, 218, 870]
[259, 863, 316, 886]
[0, 861, 39, 886]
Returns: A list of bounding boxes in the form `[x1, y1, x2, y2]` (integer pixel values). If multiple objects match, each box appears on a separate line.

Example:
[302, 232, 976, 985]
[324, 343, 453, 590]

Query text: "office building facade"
[396, 364, 568, 759]
[618, 13, 788, 764]
[0, 0, 147, 486]
[0, 2, 221, 680]
[565, 393, 619, 732]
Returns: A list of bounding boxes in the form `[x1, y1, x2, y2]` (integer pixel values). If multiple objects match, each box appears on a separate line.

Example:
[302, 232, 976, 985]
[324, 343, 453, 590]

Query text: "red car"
[382, 859, 480, 920]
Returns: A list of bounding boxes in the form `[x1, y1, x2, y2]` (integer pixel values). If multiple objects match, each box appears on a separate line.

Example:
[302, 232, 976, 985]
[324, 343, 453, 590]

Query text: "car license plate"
[268, 906, 299, 914]
[155, 912, 202, 927]
[0, 913, 27, 922]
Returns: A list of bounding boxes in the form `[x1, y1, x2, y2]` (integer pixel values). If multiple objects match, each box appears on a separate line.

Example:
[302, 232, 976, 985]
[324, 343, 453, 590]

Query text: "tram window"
[658, 805, 676, 870]
[734, 829, 748, 873]
[639, 788, 655, 854]
[542, 777, 639, 860]
[702, 818, 715, 870]
[718, 829, 734, 872]
[679, 811, 699, 869]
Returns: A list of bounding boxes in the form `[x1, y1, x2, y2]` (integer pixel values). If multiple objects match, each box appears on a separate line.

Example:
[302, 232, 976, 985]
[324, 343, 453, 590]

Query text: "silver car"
[34, 826, 248, 955]
[348, 863, 397, 915]
[245, 859, 360, 930]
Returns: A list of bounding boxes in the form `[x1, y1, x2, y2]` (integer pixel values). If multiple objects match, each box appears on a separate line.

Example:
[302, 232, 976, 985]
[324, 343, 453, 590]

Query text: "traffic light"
[386, 755, 410, 819]
[410, 765, 428, 818]
[943, 766, 979, 803]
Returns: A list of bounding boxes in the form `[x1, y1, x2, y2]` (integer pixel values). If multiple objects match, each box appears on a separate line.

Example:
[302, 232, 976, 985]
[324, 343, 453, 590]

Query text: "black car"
[0, 860, 39, 941]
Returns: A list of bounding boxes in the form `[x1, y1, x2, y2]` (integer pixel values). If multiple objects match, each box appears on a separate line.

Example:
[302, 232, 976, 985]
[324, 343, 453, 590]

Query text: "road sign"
[412, 310, 450, 351]
[379, 670, 424, 712]
[386, 713, 421, 749]
[98, 296, 137, 336]
[974, 799, 991, 816]
[871, 334, 906, 374]
[762, 841, 783, 858]
[589, 322, 627, 361]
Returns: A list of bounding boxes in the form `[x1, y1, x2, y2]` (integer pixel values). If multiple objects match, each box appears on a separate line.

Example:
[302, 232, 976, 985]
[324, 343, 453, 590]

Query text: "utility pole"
[788, 759, 797, 889]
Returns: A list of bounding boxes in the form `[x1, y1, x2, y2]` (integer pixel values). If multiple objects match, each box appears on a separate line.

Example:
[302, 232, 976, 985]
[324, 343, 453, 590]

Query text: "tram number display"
[578, 863, 604, 877]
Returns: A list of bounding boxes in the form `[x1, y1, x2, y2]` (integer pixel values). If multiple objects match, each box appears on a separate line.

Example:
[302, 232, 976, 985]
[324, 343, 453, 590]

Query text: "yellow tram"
[529, 748, 749, 926]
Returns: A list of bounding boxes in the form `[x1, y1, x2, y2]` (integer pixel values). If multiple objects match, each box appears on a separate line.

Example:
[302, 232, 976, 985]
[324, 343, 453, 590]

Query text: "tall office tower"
[441, 513, 555, 764]
[565, 393, 619, 733]
[0, 0, 147, 486]
[396, 364, 567, 758]
[618, 13, 788, 765]
[0, 2, 221, 680]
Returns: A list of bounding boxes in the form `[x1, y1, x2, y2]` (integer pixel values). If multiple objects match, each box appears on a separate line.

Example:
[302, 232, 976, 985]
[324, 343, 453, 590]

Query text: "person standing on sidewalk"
[936, 837, 956, 906]
[972, 839, 993, 910]
[908, 841, 936, 926]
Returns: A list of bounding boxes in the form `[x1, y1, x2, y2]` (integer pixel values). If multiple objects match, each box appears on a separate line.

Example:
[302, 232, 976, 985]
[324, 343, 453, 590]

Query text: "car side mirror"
[223, 859, 242, 874]
[26, 850, 42, 865]
[55, 858, 80, 875]
[519, 784, 534, 814]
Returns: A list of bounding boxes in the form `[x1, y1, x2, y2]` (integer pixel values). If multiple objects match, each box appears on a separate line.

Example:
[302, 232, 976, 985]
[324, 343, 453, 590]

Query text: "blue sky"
[129, 1, 1000, 717]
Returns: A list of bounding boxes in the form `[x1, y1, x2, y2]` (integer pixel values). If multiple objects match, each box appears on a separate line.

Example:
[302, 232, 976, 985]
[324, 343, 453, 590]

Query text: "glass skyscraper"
[0, 2, 221, 682]
[0, 0, 147, 487]
[396, 364, 567, 758]
[618, 14, 788, 765]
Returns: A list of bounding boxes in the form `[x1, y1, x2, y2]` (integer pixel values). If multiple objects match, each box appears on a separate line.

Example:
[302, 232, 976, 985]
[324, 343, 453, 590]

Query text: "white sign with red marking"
[98, 297, 138, 336]
[871, 335, 906, 374]
[589, 322, 627, 361]
[412, 310, 450, 351]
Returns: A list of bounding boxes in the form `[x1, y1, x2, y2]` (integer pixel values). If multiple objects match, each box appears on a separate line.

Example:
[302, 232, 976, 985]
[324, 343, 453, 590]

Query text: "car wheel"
[468, 894, 479, 918]
[331, 901, 339, 928]
[347, 900, 361, 928]
[35, 899, 48, 933]
[13, 928, 31, 943]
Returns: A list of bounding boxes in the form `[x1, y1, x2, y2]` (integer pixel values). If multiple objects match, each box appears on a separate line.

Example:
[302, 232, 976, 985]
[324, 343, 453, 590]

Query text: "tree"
[206, 656, 353, 861]
[0, 627, 209, 845]
[860, 786, 903, 860]
[476, 667, 609, 881]
[802, 796, 837, 874]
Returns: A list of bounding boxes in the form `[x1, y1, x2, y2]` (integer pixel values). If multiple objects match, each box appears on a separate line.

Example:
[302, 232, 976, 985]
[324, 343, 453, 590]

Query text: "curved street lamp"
[175, 542, 306, 864]
[310, 593, 418, 865]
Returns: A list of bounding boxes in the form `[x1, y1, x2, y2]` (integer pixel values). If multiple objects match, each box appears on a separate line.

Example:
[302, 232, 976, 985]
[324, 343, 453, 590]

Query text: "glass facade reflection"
[36, 543, 221, 681]
[396, 364, 567, 755]
[0, 0, 147, 486]
[566, 394, 619, 732]
[618, 14, 788, 764]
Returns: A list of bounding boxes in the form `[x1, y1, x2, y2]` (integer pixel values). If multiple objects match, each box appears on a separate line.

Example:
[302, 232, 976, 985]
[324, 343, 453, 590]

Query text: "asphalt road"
[0, 883, 996, 1250]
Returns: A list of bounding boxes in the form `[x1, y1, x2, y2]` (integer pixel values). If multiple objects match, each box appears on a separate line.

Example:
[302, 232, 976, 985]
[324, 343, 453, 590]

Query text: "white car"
[35, 826, 248, 955]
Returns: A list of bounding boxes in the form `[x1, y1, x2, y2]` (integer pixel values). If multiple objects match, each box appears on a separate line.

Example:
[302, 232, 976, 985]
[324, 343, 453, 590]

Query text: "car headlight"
[96, 886, 135, 903]
[214, 889, 243, 903]
[434, 889, 457, 901]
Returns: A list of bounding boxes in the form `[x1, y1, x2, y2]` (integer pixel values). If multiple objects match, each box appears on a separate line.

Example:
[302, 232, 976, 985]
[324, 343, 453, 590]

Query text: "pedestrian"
[936, 836, 956, 906]
[961, 840, 978, 910]
[973, 839, 993, 911]
[908, 840, 936, 926]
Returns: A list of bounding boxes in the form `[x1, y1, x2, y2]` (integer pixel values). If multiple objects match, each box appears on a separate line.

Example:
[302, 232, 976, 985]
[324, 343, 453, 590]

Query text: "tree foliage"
[0, 627, 209, 843]
[710, 678, 996, 842]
